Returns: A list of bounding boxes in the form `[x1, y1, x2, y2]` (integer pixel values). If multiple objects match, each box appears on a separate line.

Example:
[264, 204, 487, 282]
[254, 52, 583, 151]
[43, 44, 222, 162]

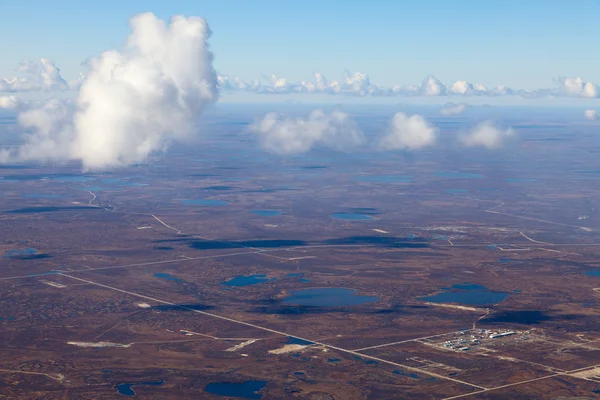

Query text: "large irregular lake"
[418, 283, 508, 306]
[204, 380, 267, 399]
[114, 380, 164, 396]
[221, 274, 271, 287]
[282, 287, 381, 307]
[251, 209, 282, 217]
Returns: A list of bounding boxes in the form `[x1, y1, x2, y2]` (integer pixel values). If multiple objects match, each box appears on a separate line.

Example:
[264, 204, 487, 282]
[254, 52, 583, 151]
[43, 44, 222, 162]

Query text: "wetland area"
[1, 106, 600, 399]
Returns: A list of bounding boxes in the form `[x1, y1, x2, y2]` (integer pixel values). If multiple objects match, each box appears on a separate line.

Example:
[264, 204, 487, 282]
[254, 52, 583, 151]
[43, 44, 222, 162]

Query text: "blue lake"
[328, 358, 341, 363]
[393, 370, 422, 379]
[181, 199, 229, 206]
[153, 273, 183, 282]
[585, 271, 600, 277]
[435, 172, 483, 179]
[285, 273, 311, 283]
[331, 213, 376, 221]
[251, 209, 282, 217]
[286, 337, 314, 345]
[114, 380, 164, 396]
[5, 248, 38, 257]
[356, 175, 413, 183]
[221, 274, 271, 287]
[282, 288, 381, 307]
[204, 381, 267, 399]
[419, 282, 508, 306]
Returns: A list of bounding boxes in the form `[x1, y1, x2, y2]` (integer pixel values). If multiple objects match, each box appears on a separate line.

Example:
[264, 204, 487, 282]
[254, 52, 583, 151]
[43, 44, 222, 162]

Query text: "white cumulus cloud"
[0, 59, 68, 92]
[556, 77, 598, 98]
[584, 109, 598, 120]
[379, 113, 437, 149]
[440, 102, 469, 116]
[460, 121, 514, 149]
[2, 12, 218, 170]
[249, 109, 364, 154]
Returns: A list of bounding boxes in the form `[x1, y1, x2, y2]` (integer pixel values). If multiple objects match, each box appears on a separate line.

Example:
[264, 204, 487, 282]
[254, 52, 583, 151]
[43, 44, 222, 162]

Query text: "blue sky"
[1, 0, 600, 103]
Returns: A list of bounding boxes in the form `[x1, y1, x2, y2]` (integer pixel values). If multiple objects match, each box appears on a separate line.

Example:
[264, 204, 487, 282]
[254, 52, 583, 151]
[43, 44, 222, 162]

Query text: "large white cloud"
[249, 109, 364, 154]
[584, 109, 598, 120]
[2, 13, 218, 170]
[459, 121, 514, 149]
[379, 113, 437, 150]
[556, 77, 598, 98]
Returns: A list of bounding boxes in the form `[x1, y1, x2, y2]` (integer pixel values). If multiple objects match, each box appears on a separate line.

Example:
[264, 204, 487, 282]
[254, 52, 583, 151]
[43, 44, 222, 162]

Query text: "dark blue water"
[182, 199, 228, 206]
[393, 370, 421, 379]
[435, 172, 483, 179]
[585, 271, 600, 277]
[114, 380, 164, 396]
[204, 381, 267, 399]
[419, 283, 508, 306]
[356, 175, 412, 183]
[286, 337, 314, 345]
[153, 273, 183, 282]
[251, 209, 281, 217]
[221, 274, 271, 287]
[328, 358, 341, 363]
[203, 185, 233, 191]
[331, 213, 376, 221]
[282, 288, 380, 307]
[5, 248, 38, 257]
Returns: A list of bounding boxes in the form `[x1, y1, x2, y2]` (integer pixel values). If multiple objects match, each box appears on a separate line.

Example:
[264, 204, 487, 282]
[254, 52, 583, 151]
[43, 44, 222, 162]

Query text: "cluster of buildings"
[440, 329, 518, 352]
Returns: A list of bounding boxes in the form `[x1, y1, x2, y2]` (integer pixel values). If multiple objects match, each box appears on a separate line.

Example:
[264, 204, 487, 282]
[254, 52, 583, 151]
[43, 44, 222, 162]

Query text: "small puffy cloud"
[1, 59, 68, 92]
[2, 12, 218, 170]
[421, 75, 446, 96]
[380, 112, 437, 150]
[250, 109, 364, 154]
[449, 80, 489, 96]
[460, 121, 514, 149]
[556, 77, 598, 98]
[440, 102, 469, 116]
[584, 109, 598, 120]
